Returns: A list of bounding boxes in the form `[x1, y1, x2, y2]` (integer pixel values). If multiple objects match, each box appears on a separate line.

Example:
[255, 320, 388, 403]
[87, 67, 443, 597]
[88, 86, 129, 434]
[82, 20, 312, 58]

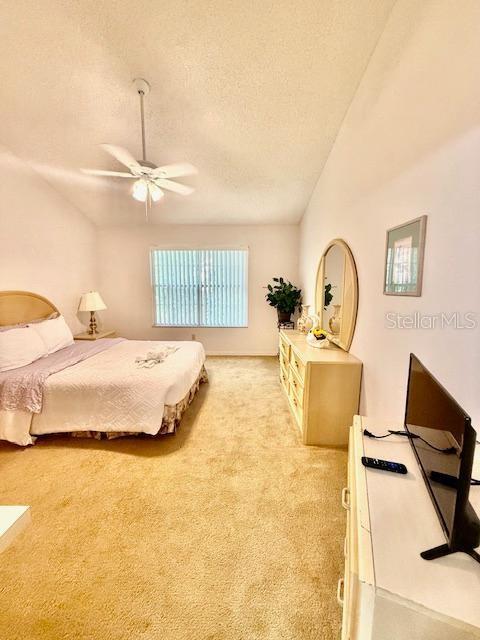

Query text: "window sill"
[152, 325, 248, 329]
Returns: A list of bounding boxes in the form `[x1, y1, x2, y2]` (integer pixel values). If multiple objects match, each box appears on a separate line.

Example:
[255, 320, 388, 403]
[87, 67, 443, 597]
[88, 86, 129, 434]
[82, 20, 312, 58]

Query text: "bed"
[0, 291, 207, 446]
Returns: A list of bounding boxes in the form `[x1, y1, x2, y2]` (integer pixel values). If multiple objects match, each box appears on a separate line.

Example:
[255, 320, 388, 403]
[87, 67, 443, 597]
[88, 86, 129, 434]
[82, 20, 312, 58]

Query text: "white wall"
[0, 146, 97, 332]
[299, 0, 480, 425]
[98, 224, 299, 355]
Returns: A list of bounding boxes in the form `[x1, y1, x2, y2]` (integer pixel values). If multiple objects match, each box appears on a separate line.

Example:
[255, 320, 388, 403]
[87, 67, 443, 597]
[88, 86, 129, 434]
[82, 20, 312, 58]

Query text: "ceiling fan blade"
[81, 168, 134, 178]
[100, 144, 141, 170]
[154, 178, 194, 196]
[152, 163, 198, 179]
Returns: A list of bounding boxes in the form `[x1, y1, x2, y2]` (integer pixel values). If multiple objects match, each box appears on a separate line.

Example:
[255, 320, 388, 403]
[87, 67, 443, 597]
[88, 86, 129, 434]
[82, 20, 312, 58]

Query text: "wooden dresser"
[341, 416, 480, 639]
[278, 330, 362, 446]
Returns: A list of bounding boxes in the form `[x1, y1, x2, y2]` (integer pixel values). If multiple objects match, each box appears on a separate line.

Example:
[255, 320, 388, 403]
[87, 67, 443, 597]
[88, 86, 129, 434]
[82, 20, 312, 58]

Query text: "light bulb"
[149, 183, 164, 202]
[132, 179, 148, 202]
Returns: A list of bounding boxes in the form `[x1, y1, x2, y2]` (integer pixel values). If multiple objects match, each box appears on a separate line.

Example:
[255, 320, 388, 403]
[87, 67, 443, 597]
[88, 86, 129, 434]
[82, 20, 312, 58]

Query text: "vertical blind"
[151, 249, 248, 327]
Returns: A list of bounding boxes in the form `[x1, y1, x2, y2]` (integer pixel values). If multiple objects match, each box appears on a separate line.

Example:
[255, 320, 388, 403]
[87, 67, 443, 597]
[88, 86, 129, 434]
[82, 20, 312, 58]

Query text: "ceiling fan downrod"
[133, 78, 150, 163]
[139, 91, 146, 162]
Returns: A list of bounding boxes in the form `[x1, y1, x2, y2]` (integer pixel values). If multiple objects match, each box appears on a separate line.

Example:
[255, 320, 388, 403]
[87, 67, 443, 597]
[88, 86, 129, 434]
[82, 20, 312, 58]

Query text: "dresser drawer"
[289, 364, 304, 394]
[289, 370, 304, 408]
[279, 332, 291, 358]
[279, 363, 289, 394]
[279, 339, 289, 359]
[289, 349, 306, 382]
[279, 349, 289, 372]
[288, 386, 303, 427]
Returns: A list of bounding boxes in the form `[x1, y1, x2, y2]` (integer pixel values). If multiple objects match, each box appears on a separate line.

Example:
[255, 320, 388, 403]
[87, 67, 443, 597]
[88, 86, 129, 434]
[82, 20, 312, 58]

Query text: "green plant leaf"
[264, 277, 302, 313]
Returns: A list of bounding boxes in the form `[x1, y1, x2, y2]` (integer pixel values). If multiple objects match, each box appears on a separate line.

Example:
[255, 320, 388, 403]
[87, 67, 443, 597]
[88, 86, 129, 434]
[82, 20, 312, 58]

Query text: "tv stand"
[340, 416, 480, 640]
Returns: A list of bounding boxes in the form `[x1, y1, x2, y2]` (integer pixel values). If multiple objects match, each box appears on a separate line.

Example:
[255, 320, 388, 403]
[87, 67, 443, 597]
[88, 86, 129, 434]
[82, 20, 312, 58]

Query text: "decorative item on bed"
[0, 291, 207, 447]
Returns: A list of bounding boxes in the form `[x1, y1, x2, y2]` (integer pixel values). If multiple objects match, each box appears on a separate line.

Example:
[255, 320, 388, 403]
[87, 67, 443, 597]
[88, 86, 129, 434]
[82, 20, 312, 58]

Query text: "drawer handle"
[292, 397, 297, 406]
[337, 577, 344, 606]
[341, 487, 350, 510]
[292, 379, 297, 388]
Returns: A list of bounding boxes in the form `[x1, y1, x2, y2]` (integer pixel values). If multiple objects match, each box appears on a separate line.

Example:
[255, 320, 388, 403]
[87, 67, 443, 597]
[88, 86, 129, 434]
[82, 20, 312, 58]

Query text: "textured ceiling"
[0, 1, 394, 225]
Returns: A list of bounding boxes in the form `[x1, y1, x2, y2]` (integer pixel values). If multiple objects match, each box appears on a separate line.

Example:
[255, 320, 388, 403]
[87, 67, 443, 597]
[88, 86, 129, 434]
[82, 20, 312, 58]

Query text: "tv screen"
[405, 354, 469, 538]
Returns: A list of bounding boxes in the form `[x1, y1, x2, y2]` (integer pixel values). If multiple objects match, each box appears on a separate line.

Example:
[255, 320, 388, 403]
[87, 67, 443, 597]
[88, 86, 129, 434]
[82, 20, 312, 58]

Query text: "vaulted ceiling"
[0, 1, 394, 225]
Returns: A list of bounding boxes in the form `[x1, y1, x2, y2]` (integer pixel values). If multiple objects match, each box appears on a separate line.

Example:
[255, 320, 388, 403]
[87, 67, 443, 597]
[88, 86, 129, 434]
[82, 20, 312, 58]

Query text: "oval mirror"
[314, 239, 359, 352]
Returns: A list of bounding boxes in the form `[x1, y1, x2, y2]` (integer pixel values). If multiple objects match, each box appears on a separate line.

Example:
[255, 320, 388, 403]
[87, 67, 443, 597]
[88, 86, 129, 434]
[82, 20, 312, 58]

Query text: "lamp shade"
[78, 291, 107, 312]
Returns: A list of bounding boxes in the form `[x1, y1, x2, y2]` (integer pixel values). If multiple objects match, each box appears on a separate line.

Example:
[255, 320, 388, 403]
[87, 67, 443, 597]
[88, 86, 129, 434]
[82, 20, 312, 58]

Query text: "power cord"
[363, 429, 479, 484]
[363, 428, 456, 454]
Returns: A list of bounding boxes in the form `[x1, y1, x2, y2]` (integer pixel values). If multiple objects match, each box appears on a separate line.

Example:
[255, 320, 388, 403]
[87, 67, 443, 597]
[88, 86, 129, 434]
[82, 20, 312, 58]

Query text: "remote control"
[361, 456, 407, 474]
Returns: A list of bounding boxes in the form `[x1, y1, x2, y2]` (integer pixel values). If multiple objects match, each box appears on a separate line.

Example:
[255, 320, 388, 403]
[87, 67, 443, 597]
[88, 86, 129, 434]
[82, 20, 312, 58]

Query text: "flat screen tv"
[405, 354, 480, 563]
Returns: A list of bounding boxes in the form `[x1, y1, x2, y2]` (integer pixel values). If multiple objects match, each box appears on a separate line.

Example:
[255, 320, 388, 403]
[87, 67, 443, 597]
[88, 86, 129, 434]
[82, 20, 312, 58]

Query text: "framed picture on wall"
[384, 215, 427, 296]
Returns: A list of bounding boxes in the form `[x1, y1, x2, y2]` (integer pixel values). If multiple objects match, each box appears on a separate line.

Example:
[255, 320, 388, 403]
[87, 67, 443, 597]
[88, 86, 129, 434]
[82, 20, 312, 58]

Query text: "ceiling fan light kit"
[149, 183, 164, 202]
[132, 179, 164, 203]
[132, 179, 149, 202]
[81, 78, 197, 218]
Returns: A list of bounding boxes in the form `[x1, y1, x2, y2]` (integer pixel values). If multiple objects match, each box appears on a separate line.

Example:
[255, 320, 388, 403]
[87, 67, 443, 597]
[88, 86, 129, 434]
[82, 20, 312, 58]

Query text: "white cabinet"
[0, 506, 30, 554]
[341, 416, 480, 639]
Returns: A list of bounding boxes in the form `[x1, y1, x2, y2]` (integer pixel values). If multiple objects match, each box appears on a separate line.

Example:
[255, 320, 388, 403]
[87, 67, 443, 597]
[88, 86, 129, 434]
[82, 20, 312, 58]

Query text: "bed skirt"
[71, 365, 208, 441]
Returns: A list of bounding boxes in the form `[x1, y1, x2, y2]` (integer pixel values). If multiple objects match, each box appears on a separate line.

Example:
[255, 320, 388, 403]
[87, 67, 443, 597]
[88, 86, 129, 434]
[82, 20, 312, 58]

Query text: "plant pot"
[277, 310, 292, 324]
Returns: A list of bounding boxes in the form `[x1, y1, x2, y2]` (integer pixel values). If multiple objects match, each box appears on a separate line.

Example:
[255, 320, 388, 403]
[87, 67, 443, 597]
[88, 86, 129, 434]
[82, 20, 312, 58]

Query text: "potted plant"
[265, 277, 302, 323]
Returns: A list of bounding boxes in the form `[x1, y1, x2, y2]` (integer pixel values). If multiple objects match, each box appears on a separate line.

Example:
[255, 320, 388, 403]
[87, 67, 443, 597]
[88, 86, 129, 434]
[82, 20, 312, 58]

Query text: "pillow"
[31, 314, 74, 355]
[0, 326, 47, 372]
[0, 312, 59, 333]
[0, 322, 26, 333]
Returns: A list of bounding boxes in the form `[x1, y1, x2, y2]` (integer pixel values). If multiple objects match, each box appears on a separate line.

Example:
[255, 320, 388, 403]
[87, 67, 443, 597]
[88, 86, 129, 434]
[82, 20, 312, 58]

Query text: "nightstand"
[74, 330, 116, 340]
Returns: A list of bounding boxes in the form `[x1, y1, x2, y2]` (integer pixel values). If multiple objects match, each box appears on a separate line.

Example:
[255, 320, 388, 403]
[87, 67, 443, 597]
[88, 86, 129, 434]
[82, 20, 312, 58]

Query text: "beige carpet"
[0, 357, 347, 640]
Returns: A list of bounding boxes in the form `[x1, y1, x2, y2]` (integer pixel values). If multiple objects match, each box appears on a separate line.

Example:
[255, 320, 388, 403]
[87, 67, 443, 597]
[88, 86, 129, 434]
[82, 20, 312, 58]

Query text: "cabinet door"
[348, 422, 376, 640]
[340, 430, 358, 639]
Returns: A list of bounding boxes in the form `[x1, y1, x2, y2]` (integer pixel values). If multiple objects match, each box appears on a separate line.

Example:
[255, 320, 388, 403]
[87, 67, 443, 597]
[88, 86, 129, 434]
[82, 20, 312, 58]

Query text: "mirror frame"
[314, 238, 359, 352]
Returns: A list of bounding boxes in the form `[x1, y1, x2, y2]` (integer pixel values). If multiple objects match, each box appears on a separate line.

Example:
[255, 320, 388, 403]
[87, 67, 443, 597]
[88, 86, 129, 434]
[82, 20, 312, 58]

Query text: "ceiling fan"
[81, 78, 197, 214]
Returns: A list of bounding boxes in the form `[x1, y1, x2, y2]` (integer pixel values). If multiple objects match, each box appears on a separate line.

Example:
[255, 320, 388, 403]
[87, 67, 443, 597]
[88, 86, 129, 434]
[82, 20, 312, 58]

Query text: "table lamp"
[78, 291, 107, 335]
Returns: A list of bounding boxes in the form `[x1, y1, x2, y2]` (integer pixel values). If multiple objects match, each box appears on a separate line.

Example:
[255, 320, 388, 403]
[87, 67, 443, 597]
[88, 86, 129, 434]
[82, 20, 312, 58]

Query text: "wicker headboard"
[0, 291, 59, 326]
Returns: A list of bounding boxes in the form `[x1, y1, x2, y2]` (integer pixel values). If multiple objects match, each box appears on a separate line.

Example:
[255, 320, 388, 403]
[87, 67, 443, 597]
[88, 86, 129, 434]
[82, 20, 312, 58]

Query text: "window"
[151, 249, 248, 327]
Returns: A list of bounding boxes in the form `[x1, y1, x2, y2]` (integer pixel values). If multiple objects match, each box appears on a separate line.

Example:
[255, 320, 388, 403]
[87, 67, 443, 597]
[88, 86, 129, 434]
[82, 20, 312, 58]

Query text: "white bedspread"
[0, 340, 205, 446]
